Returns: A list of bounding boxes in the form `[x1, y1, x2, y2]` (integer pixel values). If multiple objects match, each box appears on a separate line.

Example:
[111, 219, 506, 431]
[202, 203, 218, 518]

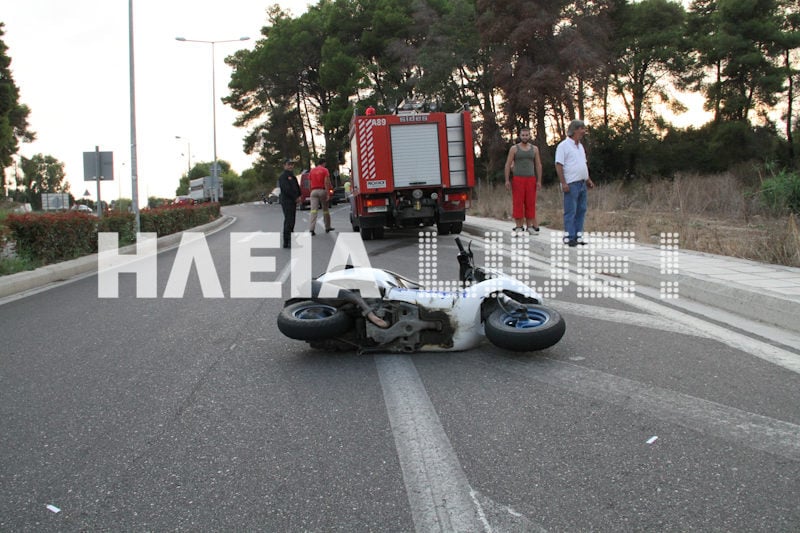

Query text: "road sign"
[83, 151, 114, 181]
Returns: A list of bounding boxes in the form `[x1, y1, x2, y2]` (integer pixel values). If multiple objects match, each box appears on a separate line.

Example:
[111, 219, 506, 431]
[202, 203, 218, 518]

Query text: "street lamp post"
[175, 36, 249, 203]
[175, 135, 191, 176]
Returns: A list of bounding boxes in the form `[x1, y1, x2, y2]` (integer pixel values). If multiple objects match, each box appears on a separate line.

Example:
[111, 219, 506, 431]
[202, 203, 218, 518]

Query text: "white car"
[72, 204, 95, 214]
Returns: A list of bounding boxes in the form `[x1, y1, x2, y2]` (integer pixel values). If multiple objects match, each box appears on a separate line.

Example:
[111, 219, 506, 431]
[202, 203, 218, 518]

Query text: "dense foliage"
[0, 23, 35, 170]
[225, 0, 799, 183]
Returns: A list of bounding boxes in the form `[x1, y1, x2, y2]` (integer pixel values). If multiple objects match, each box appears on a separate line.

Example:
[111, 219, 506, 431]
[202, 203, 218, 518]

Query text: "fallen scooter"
[277, 237, 565, 353]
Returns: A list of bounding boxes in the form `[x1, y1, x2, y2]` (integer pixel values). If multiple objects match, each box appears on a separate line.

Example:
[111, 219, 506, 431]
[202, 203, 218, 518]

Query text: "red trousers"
[512, 176, 537, 220]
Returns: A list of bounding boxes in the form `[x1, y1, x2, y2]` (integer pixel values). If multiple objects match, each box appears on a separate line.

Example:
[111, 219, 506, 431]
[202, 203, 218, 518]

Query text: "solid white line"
[487, 356, 800, 461]
[465, 235, 800, 374]
[620, 292, 800, 375]
[552, 300, 703, 337]
[375, 354, 540, 532]
[375, 354, 485, 533]
[276, 256, 295, 285]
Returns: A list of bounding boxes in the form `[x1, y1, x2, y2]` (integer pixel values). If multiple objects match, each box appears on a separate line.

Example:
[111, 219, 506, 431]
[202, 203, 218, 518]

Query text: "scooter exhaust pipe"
[310, 281, 390, 328]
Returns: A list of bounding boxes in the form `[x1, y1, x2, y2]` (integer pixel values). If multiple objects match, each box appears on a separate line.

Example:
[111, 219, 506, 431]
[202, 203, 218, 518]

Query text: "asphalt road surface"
[1, 202, 798, 531]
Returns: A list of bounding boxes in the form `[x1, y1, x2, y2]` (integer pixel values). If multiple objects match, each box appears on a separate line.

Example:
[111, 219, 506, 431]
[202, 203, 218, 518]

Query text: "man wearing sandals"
[504, 127, 543, 235]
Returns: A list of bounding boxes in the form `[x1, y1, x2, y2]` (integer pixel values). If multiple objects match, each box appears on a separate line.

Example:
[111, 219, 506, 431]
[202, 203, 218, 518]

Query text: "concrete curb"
[0, 216, 233, 299]
[621, 255, 800, 333]
[462, 218, 800, 334]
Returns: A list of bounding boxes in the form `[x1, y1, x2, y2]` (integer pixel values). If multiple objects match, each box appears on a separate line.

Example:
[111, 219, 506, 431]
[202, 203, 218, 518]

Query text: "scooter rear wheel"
[277, 301, 353, 341]
[484, 303, 565, 351]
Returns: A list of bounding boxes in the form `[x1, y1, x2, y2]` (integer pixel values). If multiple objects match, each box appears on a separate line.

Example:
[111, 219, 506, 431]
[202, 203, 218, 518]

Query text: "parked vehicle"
[298, 170, 311, 209]
[71, 204, 96, 215]
[330, 186, 346, 205]
[266, 187, 281, 204]
[172, 195, 194, 206]
[189, 176, 223, 203]
[347, 107, 475, 240]
[277, 237, 566, 353]
[298, 169, 335, 209]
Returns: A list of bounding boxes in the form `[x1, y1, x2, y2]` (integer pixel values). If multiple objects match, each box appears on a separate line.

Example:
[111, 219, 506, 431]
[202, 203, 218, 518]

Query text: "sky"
[2, 0, 312, 205]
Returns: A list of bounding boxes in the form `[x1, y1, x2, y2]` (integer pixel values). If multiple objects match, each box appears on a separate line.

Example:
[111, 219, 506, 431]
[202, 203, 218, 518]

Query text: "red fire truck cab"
[348, 109, 475, 240]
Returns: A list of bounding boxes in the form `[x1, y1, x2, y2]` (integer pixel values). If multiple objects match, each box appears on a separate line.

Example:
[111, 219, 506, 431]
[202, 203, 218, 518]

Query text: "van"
[299, 170, 311, 209]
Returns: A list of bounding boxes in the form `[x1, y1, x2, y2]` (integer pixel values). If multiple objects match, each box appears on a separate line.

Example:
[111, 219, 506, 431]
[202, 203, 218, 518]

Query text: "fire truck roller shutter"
[390, 123, 443, 188]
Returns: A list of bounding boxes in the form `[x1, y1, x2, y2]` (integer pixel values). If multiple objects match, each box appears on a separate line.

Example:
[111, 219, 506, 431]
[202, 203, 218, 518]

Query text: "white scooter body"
[315, 266, 542, 351]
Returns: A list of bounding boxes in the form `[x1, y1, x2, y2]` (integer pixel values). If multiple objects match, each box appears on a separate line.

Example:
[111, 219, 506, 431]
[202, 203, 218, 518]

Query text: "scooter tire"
[484, 303, 565, 352]
[277, 301, 354, 341]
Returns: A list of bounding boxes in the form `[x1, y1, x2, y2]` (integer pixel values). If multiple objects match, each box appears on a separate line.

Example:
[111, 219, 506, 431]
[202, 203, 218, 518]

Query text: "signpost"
[41, 193, 70, 211]
[83, 147, 114, 217]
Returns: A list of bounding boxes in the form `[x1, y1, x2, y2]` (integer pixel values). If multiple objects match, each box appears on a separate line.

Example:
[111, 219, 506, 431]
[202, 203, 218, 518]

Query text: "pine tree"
[0, 22, 35, 170]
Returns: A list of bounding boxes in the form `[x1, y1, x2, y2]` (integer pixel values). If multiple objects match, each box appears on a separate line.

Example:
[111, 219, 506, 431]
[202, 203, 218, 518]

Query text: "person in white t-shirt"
[555, 120, 595, 247]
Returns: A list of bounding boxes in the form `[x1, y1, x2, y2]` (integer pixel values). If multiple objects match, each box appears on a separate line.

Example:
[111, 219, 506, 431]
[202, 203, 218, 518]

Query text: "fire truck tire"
[350, 212, 360, 231]
[360, 227, 374, 240]
[436, 223, 451, 236]
[451, 222, 463, 234]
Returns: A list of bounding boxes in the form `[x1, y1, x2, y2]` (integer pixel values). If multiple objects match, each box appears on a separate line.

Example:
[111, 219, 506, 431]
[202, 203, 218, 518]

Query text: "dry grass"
[471, 173, 800, 267]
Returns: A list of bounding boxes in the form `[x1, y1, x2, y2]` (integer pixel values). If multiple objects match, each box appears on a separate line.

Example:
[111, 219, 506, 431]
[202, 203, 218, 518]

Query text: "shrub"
[4, 203, 221, 267]
[6, 211, 98, 264]
[139, 202, 220, 236]
[760, 169, 800, 215]
[98, 212, 136, 246]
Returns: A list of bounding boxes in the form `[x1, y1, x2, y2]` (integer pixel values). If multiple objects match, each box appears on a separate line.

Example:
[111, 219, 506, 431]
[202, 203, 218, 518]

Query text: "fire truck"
[347, 108, 475, 239]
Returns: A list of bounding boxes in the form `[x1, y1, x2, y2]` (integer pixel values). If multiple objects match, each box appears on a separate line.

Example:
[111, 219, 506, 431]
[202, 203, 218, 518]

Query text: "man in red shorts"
[504, 127, 543, 234]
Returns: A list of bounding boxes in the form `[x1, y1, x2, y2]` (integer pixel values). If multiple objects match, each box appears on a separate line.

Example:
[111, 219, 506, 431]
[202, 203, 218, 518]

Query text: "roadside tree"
[18, 154, 68, 210]
[0, 23, 35, 171]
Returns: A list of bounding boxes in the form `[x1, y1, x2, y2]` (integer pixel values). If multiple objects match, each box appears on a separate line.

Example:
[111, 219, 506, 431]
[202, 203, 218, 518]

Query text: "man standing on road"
[555, 120, 594, 247]
[504, 127, 543, 235]
[278, 158, 302, 248]
[308, 158, 334, 236]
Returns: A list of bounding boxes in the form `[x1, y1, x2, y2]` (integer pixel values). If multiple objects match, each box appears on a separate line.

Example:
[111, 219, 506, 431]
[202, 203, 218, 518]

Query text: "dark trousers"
[281, 201, 297, 246]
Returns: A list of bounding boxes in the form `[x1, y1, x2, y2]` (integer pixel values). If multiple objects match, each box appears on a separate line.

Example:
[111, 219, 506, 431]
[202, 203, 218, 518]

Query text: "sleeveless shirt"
[513, 144, 536, 176]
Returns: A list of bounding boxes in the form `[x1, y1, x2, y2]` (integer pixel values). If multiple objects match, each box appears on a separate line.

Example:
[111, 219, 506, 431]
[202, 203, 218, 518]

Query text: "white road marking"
[483, 356, 800, 461]
[376, 354, 485, 532]
[376, 354, 540, 532]
[552, 300, 703, 337]
[619, 293, 800, 375]
[470, 234, 800, 374]
[276, 256, 296, 285]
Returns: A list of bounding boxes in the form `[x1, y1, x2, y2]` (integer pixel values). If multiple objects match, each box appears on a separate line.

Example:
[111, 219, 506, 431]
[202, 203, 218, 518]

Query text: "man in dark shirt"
[278, 158, 302, 248]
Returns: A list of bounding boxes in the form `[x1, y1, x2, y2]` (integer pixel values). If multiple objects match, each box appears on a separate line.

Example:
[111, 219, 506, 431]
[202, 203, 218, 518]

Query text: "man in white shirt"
[555, 120, 595, 246]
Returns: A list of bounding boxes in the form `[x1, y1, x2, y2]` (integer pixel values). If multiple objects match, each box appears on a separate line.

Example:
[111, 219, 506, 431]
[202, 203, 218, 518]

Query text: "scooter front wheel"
[277, 301, 353, 341]
[484, 303, 565, 351]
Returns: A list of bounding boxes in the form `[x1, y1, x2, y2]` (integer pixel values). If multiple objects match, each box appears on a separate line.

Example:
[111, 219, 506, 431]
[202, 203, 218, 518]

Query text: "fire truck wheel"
[451, 222, 463, 234]
[360, 227, 374, 240]
[436, 223, 451, 236]
[350, 213, 360, 231]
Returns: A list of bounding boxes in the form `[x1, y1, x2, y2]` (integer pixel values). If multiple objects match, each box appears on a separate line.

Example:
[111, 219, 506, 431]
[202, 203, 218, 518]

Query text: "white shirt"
[555, 138, 589, 184]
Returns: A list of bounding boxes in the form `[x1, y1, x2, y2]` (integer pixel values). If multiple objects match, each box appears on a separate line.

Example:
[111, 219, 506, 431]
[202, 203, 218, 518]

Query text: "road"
[1, 202, 799, 531]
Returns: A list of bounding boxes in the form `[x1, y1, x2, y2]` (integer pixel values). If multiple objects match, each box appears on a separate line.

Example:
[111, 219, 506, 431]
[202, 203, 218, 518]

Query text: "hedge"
[5, 203, 221, 265]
